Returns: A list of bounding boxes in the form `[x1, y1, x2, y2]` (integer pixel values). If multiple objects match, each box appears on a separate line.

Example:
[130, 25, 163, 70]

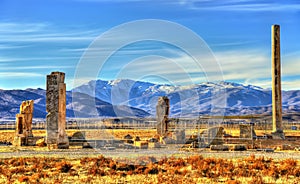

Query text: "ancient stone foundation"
[172, 130, 186, 144]
[156, 96, 169, 135]
[239, 124, 256, 139]
[13, 100, 34, 146]
[46, 72, 69, 149]
[201, 126, 224, 145]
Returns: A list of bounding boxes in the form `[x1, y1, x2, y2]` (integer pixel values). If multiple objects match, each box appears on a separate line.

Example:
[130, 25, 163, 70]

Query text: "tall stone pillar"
[271, 25, 285, 139]
[156, 96, 169, 135]
[46, 72, 69, 148]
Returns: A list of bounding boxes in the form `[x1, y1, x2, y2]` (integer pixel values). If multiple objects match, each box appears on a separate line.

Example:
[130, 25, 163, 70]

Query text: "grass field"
[0, 154, 300, 183]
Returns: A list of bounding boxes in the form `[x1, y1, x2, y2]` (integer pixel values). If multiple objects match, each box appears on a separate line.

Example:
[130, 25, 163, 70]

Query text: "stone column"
[271, 25, 285, 139]
[13, 100, 34, 146]
[46, 72, 69, 148]
[156, 96, 169, 135]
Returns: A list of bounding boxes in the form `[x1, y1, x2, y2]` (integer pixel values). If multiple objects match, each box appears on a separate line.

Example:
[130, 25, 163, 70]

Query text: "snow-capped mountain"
[0, 88, 149, 119]
[1, 79, 299, 119]
[73, 79, 300, 117]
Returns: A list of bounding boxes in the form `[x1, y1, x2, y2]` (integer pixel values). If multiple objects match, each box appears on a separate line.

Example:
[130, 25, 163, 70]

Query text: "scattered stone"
[148, 142, 160, 148]
[210, 145, 229, 151]
[134, 141, 148, 149]
[103, 144, 116, 150]
[239, 124, 256, 139]
[0, 141, 12, 146]
[124, 134, 133, 139]
[172, 130, 186, 144]
[123, 143, 135, 149]
[71, 131, 86, 140]
[134, 136, 141, 141]
[47, 144, 58, 150]
[82, 142, 93, 149]
[36, 138, 46, 147]
[256, 148, 274, 152]
[202, 126, 224, 145]
[160, 136, 175, 144]
[149, 138, 158, 142]
[226, 144, 247, 151]
[279, 144, 294, 150]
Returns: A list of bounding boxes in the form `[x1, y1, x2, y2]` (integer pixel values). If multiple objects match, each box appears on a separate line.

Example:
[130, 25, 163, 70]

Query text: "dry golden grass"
[0, 129, 158, 142]
[0, 154, 300, 183]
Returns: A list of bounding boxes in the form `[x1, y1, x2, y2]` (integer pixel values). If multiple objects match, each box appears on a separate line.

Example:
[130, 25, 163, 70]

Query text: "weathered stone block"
[205, 126, 224, 145]
[148, 142, 160, 148]
[13, 100, 34, 146]
[172, 130, 186, 144]
[210, 145, 229, 151]
[239, 124, 256, 139]
[46, 72, 69, 148]
[134, 141, 148, 149]
[156, 96, 169, 135]
[36, 138, 46, 147]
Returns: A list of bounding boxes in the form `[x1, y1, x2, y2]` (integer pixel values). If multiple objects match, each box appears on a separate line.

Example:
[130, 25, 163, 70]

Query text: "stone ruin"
[239, 124, 256, 139]
[46, 72, 69, 149]
[156, 96, 169, 135]
[271, 24, 285, 139]
[13, 100, 34, 146]
[202, 126, 224, 145]
[172, 129, 186, 144]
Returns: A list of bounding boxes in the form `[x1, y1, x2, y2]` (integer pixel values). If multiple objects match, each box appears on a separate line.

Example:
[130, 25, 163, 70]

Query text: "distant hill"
[73, 79, 300, 117]
[0, 88, 149, 119]
[1, 79, 299, 119]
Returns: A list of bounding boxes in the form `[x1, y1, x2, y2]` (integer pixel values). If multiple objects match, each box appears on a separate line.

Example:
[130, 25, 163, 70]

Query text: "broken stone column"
[13, 100, 34, 146]
[46, 72, 69, 148]
[156, 96, 169, 135]
[271, 25, 285, 139]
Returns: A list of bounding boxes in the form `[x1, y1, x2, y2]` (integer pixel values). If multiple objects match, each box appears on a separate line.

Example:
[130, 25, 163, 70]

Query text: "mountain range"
[1, 79, 299, 119]
[0, 87, 149, 119]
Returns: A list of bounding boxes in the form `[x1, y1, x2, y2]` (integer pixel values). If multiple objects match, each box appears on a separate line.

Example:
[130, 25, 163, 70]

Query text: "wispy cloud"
[0, 22, 49, 33]
[282, 80, 300, 91]
[209, 40, 259, 47]
[176, 0, 300, 12]
[97, 47, 299, 90]
[0, 72, 44, 78]
[0, 44, 29, 50]
[0, 22, 101, 43]
[0, 56, 80, 62]
[0, 65, 73, 71]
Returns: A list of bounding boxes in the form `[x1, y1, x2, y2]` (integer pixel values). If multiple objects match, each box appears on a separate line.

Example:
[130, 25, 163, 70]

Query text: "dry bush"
[0, 154, 299, 183]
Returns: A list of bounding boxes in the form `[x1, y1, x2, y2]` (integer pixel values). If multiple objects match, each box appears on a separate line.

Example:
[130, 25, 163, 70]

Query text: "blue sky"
[0, 0, 299, 90]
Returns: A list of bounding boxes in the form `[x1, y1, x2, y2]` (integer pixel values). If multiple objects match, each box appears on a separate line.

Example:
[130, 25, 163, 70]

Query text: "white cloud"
[98, 48, 299, 90]
[0, 72, 43, 78]
[0, 44, 29, 50]
[0, 56, 79, 62]
[173, 0, 300, 12]
[0, 65, 73, 71]
[282, 80, 300, 91]
[215, 49, 270, 79]
[0, 22, 101, 43]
